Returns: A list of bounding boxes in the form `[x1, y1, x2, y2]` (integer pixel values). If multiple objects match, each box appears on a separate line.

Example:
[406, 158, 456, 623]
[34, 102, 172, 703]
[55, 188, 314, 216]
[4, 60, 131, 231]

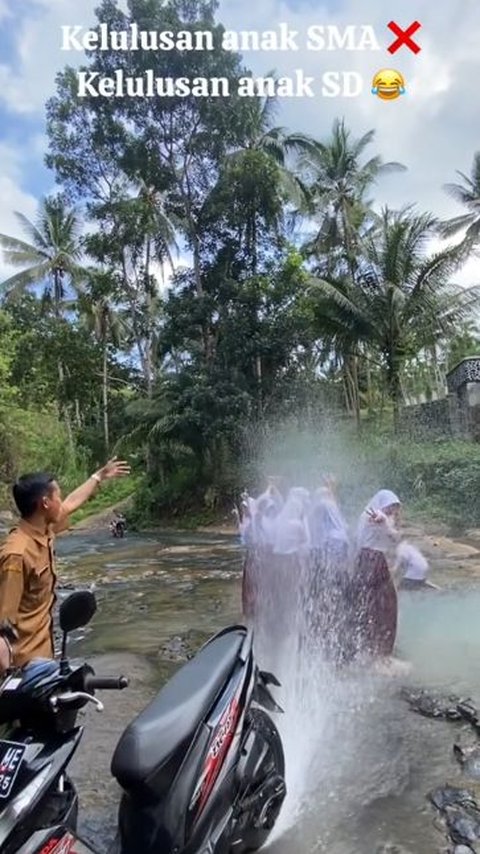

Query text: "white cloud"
[0, 0, 98, 113]
[218, 0, 480, 235]
[0, 147, 38, 282]
[0, 0, 479, 287]
[0, 0, 11, 22]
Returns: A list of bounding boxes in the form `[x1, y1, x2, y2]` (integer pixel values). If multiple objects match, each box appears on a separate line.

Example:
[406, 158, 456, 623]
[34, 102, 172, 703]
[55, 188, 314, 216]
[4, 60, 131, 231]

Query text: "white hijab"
[309, 488, 348, 549]
[368, 490, 400, 512]
[253, 491, 279, 546]
[272, 489, 310, 554]
[238, 493, 257, 545]
[396, 541, 429, 580]
[357, 489, 401, 552]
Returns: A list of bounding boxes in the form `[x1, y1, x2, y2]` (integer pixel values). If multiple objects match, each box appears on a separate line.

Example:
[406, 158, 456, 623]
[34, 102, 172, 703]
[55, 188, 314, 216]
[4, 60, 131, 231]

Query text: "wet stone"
[429, 786, 477, 812]
[400, 688, 475, 721]
[455, 745, 480, 781]
[158, 629, 210, 662]
[174, 582, 196, 594]
[445, 804, 480, 845]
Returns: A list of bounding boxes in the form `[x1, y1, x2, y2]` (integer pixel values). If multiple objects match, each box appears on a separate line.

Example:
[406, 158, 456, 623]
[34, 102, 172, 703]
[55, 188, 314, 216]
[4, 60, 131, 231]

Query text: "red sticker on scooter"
[39, 833, 77, 854]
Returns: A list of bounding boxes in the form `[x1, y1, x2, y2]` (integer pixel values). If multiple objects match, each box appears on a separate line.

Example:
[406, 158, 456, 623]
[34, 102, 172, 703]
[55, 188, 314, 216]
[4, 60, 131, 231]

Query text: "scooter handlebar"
[84, 675, 129, 691]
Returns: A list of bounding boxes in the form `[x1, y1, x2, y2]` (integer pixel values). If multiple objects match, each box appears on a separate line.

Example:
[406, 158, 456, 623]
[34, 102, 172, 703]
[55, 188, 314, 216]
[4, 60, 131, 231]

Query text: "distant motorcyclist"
[110, 510, 127, 538]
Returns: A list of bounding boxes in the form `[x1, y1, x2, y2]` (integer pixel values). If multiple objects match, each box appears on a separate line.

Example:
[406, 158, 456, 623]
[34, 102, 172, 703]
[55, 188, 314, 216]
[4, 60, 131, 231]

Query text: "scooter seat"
[111, 628, 246, 794]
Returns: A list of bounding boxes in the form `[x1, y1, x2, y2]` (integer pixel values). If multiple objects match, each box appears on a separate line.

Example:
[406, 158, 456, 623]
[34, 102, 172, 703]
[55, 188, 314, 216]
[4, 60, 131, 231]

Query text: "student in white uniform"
[394, 541, 440, 590]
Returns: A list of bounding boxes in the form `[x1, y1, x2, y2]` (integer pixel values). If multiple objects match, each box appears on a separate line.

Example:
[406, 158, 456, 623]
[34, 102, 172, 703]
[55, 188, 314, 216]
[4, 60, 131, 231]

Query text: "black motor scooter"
[0, 591, 286, 853]
[110, 517, 126, 538]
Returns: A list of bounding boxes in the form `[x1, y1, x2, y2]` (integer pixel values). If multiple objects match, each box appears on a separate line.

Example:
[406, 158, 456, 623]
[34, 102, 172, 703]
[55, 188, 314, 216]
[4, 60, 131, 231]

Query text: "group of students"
[235, 480, 435, 668]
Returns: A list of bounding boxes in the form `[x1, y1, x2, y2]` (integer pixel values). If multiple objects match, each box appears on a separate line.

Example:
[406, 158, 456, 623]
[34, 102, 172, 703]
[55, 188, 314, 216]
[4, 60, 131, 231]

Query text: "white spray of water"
[249, 549, 388, 848]
[239, 423, 411, 850]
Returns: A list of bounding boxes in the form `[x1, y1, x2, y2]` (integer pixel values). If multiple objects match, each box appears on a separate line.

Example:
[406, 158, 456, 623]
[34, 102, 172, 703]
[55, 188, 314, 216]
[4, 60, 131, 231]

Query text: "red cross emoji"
[387, 20, 421, 54]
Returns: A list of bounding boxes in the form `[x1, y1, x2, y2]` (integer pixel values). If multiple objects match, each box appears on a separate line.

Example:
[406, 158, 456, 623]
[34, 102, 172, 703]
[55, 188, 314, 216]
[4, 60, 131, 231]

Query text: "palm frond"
[14, 211, 49, 252]
[0, 261, 52, 298]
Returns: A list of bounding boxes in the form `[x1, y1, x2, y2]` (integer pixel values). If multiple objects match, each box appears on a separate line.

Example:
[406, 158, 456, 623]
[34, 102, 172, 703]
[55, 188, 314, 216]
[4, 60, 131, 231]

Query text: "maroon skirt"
[308, 543, 352, 665]
[242, 551, 257, 621]
[350, 548, 398, 658]
[241, 548, 304, 644]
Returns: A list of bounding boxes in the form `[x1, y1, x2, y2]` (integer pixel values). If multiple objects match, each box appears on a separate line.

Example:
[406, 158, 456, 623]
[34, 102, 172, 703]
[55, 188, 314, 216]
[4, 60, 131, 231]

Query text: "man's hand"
[59, 457, 132, 520]
[96, 457, 131, 482]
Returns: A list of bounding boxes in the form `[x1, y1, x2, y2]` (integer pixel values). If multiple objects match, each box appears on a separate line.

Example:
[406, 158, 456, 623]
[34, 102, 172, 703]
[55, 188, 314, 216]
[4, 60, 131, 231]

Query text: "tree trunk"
[53, 271, 75, 453]
[351, 356, 361, 429]
[102, 345, 109, 454]
[365, 353, 373, 412]
[344, 356, 360, 428]
[255, 355, 263, 419]
[343, 369, 352, 413]
[341, 204, 361, 429]
[388, 359, 403, 433]
[74, 398, 82, 429]
[144, 239, 154, 398]
[250, 215, 263, 418]
[57, 359, 75, 453]
[430, 343, 445, 397]
[180, 174, 213, 365]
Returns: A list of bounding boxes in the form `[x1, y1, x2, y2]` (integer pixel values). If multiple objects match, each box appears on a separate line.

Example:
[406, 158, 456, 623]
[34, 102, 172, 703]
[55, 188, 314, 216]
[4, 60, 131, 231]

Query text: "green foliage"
[308, 207, 479, 422]
[0, 0, 479, 531]
[0, 406, 85, 508]
[69, 476, 139, 524]
[380, 441, 480, 531]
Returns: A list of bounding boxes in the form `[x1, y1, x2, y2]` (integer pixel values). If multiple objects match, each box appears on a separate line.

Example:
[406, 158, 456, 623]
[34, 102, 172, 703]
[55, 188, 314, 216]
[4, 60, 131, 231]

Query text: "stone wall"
[397, 357, 480, 441]
[398, 398, 452, 438]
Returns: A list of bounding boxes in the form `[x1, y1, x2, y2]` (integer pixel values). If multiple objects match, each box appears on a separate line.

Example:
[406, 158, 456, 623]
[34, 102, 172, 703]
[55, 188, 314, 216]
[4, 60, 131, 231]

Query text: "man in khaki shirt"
[0, 458, 130, 672]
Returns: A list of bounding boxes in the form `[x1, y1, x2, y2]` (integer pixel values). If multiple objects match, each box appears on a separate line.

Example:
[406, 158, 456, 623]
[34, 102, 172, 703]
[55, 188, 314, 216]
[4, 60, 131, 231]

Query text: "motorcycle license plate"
[0, 739, 26, 798]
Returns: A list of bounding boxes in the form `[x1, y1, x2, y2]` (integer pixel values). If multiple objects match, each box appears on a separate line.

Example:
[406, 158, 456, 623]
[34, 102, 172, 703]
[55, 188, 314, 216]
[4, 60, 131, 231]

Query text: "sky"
[0, 0, 479, 286]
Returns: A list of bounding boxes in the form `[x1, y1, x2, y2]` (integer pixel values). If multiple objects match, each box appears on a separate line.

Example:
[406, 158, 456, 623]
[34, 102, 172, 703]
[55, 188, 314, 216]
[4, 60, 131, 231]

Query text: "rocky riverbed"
[5, 510, 480, 851]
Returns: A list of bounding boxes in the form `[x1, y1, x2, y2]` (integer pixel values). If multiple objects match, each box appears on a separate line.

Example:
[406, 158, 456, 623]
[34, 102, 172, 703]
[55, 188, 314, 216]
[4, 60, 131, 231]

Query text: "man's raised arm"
[54, 458, 131, 531]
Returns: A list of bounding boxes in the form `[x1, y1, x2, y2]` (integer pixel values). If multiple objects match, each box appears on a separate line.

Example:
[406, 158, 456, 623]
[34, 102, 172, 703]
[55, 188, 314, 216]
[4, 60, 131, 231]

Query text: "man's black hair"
[12, 473, 56, 518]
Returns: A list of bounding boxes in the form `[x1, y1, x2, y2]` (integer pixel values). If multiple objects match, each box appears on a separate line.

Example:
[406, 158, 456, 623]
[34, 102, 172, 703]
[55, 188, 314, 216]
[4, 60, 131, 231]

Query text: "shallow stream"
[55, 526, 480, 853]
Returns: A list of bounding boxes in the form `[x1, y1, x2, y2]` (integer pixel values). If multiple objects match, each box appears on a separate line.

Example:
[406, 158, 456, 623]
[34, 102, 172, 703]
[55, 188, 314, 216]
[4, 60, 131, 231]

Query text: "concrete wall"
[397, 358, 480, 441]
[398, 398, 451, 438]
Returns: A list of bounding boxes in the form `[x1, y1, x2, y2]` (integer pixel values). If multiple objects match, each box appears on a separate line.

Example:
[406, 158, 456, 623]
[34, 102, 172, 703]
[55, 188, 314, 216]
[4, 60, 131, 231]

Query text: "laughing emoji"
[372, 69, 405, 100]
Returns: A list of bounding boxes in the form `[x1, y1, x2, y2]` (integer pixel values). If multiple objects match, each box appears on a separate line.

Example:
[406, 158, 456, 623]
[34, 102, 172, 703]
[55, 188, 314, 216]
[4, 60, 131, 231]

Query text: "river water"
[56, 526, 480, 853]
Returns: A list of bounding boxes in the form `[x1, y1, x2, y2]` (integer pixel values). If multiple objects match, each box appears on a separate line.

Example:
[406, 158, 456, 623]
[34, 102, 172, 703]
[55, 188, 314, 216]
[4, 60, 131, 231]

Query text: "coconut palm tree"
[0, 197, 86, 447]
[207, 92, 313, 415]
[299, 120, 406, 425]
[301, 119, 406, 273]
[92, 179, 177, 396]
[228, 91, 313, 182]
[77, 274, 128, 453]
[442, 151, 480, 249]
[0, 196, 85, 313]
[309, 207, 478, 429]
[215, 90, 314, 271]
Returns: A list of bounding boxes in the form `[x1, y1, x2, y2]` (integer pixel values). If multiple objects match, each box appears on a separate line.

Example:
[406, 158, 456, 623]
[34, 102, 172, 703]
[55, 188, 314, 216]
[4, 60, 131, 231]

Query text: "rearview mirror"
[59, 591, 97, 634]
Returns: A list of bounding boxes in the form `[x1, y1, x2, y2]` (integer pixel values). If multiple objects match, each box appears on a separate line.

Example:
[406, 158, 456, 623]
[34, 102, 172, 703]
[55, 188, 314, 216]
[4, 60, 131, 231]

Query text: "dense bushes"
[384, 441, 480, 531]
[0, 405, 85, 508]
